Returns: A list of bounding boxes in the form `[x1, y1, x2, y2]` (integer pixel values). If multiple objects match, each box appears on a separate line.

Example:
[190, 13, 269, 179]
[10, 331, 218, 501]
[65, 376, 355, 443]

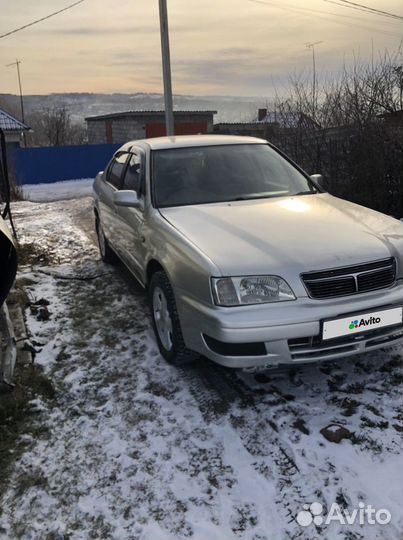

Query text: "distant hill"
[0, 92, 266, 125]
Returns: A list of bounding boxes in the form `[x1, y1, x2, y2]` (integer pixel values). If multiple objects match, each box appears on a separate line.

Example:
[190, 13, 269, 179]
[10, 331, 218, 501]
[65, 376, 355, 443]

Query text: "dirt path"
[0, 197, 402, 540]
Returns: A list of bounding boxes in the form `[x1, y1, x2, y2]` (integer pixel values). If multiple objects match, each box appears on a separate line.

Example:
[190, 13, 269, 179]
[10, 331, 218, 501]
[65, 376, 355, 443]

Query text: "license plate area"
[322, 306, 403, 341]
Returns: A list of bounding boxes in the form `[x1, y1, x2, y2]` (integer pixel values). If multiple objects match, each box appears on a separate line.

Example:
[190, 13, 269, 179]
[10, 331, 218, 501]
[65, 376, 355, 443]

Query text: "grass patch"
[292, 418, 310, 435]
[379, 355, 402, 373]
[344, 382, 365, 394]
[360, 416, 389, 430]
[14, 471, 49, 498]
[327, 373, 347, 392]
[390, 372, 403, 386]
[341, 398, 361, 417]
[17, 242, 53, 267]
[0, 361, 55, 494]
[55, 347, 71, 364]
[350, 433, 383, 453]
[366, 404, 382, 417]
[14, 276, 36, 288]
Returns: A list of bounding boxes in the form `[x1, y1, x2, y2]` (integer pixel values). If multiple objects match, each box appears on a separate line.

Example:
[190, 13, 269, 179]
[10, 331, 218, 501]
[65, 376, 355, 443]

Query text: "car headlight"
[212, 276, 296, 306]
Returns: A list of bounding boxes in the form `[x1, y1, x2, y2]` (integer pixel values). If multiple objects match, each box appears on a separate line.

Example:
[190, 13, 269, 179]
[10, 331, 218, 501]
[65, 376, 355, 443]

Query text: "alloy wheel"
[153, 286, 173, 351]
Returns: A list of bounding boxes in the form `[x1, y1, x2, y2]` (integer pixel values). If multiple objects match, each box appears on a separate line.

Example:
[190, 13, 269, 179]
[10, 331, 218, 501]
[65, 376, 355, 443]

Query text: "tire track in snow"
[182, 360, 329, 536]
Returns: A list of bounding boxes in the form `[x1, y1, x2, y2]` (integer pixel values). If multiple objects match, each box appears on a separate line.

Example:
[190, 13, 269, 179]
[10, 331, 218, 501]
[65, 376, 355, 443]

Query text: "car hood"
[159, 194, 403, 281]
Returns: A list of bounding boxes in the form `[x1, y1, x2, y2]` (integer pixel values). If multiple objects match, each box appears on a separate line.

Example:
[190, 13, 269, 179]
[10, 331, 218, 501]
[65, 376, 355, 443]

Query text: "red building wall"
[146, 122, 208, 138]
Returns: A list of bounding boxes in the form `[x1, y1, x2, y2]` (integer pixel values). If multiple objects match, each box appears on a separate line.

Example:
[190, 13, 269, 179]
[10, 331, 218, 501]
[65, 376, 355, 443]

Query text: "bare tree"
[268, 49, 403, 217]
[26, 107, 86, 147]
[0, 97, 20, 119]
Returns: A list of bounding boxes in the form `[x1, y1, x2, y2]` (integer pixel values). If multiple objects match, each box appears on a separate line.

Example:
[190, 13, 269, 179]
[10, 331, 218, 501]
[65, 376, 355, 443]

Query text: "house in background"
[255, 108, 318, 129]
[214, 107, 318, 137]
[86, 110, 217, 144]
[0, 108, 30, 150]
[378, 110, 403, 127]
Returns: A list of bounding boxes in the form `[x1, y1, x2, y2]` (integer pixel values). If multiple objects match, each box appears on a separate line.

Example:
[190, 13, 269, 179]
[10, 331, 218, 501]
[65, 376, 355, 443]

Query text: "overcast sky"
[0, 0, 402, 97]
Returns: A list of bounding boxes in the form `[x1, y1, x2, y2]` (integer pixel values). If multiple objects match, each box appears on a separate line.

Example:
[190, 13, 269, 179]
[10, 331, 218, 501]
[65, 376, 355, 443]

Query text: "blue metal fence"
[11, 143, 120, 185]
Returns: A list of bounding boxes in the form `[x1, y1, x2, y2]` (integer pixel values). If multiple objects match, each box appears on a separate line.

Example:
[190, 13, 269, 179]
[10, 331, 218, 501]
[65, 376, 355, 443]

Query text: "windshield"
[152, 143, 317, 208]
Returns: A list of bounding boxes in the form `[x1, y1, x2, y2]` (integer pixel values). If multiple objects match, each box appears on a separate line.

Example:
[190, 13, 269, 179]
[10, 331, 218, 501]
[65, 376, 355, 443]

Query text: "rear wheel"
[149, 271, 199, 365]
[96, 217, 118, 264]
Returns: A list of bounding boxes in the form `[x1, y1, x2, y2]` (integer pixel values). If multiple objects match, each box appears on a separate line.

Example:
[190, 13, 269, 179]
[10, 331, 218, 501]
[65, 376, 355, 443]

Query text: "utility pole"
[304, 42, 323, 121]
[6, 59, 26, 146]
[158, 0, 174, 136]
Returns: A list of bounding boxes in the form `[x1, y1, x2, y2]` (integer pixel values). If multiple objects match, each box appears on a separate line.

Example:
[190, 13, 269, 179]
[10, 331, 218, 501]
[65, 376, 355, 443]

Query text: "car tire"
[96, 217, 118, 265]
[149, 271, 199, 366]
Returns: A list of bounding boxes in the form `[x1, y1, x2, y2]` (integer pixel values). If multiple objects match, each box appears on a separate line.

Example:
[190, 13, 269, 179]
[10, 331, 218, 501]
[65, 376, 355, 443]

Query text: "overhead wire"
[0, 0, 85, 39]
[323, 0, 403, 21]
[247, 0, 403, 38]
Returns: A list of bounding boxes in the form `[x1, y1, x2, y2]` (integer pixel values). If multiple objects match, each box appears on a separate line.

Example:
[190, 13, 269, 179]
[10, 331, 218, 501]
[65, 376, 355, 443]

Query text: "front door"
[99, 151, 129, 250]
[114, 151, 147, 281]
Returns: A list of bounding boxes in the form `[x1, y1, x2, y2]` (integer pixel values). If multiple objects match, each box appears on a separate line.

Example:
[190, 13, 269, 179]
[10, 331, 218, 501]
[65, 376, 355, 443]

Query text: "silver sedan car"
[93, 135, 403, 369]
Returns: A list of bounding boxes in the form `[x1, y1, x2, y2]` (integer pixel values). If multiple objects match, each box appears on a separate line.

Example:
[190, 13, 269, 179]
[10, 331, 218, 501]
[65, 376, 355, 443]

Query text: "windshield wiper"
[233, 192, 289, 201]
[293, 190, 317, 196]
[233, 195, 268, 201]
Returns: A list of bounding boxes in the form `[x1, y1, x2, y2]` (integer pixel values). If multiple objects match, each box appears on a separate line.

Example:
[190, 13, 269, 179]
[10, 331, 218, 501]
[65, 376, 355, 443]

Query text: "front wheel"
[149, 271, 199, 366]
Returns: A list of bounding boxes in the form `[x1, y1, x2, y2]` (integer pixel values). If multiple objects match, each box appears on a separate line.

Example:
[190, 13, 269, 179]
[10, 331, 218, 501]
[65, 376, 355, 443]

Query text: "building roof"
[0, 108, 30, 132]
[256, 111, 312, 127]
[85, 110, 217, 121]
[119, 134, 267, 151]
[215, 122, 266, 126]
[378, 110, 403, 124]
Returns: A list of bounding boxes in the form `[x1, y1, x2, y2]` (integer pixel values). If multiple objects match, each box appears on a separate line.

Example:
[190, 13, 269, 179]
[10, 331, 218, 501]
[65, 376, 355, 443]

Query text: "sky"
[0, 0, 402, 97]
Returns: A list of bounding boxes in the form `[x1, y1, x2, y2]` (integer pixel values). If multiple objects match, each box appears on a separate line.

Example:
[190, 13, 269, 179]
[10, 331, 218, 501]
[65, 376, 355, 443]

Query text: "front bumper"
[176, 283, 403, 368]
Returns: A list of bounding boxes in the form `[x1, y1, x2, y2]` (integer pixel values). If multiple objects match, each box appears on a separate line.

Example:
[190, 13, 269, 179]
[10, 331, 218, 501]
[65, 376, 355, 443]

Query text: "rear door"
[114, 149, 147, 281]
[98, 151, 129, 250]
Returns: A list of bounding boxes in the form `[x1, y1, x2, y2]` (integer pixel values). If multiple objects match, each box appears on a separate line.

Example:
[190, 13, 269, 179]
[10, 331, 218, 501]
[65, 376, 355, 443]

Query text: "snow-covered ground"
[0, 197, 402, 540]
[22, 179, 94, 202]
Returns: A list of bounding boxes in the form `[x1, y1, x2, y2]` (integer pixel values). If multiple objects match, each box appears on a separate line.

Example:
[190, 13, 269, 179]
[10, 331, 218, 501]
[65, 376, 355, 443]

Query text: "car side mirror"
[310, 174, 328, 192]
[113, 190, 143, 209]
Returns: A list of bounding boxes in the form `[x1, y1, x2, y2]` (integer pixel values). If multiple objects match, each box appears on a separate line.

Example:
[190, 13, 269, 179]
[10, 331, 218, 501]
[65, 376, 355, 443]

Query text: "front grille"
[288, 324, 403, 361]
[301, 258, 396, 299]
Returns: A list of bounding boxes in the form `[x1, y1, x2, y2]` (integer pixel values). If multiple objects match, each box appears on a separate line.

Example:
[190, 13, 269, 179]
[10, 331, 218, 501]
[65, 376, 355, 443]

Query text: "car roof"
[118, 134, 267, 152]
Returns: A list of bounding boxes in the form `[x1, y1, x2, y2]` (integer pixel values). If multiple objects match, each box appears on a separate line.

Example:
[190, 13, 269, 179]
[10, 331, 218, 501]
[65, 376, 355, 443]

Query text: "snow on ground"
[22, 179, 94, 202]
[0, 197, 402, 540]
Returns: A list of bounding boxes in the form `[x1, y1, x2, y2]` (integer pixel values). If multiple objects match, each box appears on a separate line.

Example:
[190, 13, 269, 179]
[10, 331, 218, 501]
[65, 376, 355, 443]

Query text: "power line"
[323, 0, 403, 21]
[247, 0, 403, 38]
[325, 0, 401, 21]
[0, 0, 85, 40]
[247, 0, 399, 25]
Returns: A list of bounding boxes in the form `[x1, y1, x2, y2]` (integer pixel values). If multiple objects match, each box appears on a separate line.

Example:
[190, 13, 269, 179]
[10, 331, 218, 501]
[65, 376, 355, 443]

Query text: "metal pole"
[305, 42, 323, 122]
[15, 61, 25, 125]
[312, 46, 316, 117]
[6, 59, 26, 146]
[158, 0, 174, 136]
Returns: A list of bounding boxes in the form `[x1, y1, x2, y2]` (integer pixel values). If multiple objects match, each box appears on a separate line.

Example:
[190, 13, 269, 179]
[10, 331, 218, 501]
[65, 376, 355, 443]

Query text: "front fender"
[144, 211, 220, 305]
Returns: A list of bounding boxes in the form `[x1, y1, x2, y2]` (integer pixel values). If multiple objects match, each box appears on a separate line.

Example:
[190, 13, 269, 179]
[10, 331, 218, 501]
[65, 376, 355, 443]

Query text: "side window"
[123, 153, 141, 193]
[107, 152, 128, 189]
